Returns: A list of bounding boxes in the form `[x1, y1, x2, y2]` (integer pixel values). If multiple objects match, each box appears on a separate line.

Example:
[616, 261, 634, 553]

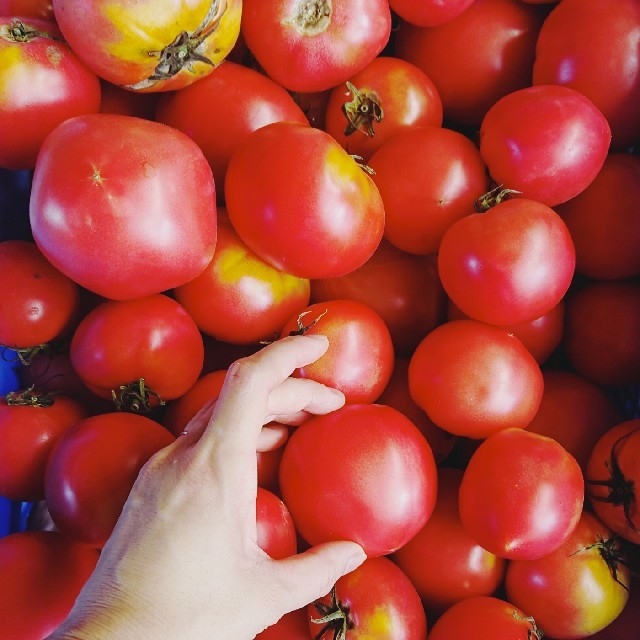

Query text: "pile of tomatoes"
[1, 0, 639, 638]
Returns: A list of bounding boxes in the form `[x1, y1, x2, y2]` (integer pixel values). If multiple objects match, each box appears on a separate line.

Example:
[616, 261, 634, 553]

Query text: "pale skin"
[47, 334, 366, 640]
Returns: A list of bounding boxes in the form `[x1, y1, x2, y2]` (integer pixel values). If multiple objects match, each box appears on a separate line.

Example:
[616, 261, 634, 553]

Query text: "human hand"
[48, 335, 367, 640]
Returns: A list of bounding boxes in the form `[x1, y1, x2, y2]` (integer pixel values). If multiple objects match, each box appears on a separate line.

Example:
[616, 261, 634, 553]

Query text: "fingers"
[256, 424, 289, 452]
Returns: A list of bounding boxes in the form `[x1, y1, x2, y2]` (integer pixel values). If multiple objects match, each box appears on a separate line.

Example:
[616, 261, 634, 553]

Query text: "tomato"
[427, 596, 543, 640]
[392, 467, 506, 615]
[69, 294, 204, 408]
[388, 0, 476, 27]
[0, 530, 99, 640]
[479, 85, 611, 206]
[526, 370, 625, 471]
[0, 17, 101, 170]
[562, 280, 640, 387]
[585, 419, 640, 545]
[0, 391, 87, 501]
[458, 428, 584, 560]
[533, 0, 640, 151]
[323, 56, 443, 162]
[308, 556, 427, 639]
[256, 607, 311, 640]
[279, 299, 394, 404]
[45, 411, 174, 545]
[279, 403, 437, 558]
[408, 320, 543, 439]
[240, 0, 391, 92]
[394, 0, 546, 127]
[555, 152, 640, 280]
[311, 240, 447, 356]
[225, 121, 385, 279]
[256, 486, 297, 560]
[0, 240, 79, 351]
[368, 125, 489, 255]
[52, 0, 242, 91]
[506, 511, 631, 639]
[174, 213, 310, 345]
[155, 60, 308, 204]
[30, 113, 217, 300]
[438, 197, 575, 326]
[0, 0, 54, 20]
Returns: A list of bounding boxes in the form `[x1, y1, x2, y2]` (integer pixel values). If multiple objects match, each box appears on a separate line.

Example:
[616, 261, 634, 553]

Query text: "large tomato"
[29, 113, 217, 300]
[225, 121, 384, 279]
[52, 0, 243, 91]
[240, 0, 391, 92]
[279, 403, 437, 557]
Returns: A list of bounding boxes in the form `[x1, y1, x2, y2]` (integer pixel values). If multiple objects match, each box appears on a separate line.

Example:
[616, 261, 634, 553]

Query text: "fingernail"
[305, 334, 328, 343]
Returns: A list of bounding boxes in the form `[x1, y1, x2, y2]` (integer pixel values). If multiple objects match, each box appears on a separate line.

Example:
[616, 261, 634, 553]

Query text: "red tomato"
[437, 197, 575, 326]
[240, 0, 392, 92]
[175, 214, 310, 345]
[256, 487, 297, 560]
[0, 0, 54, 20]
[279, 403, 438, 558]
[0, 530, 99, 640]
[428, 596, 543, 640]
[45, 411, 174, 546]
[323, 56, 443, 162]
[586, 419, 640, 545]
[279, 299, 394, 404]
[479, 85, 611, 206]
[458, 428, 584, 560]
[368, 126, 489, 255]
[0, 391, 87, 501]
[392, 468, 506, 614]
[408, 320, 543, 439]
[556, 153, 640, 280]
[256, 607, 310, 640]
[533, 0, 640, 151]
[506, 511, 631, 639]
[388, 0, 476, 27]
[30, 113, 217, 301]
[311, 240, 447, 356]
[52, 0, 242, 91]
[225, 122, 385, 279]
[0, 17, 101, 170]
[308, 556, 427, 639]
[0, 240, 79, 350]
[155, 60, 309, 204]
[394, 0, 546, 126]
[70, 294, 204, 408]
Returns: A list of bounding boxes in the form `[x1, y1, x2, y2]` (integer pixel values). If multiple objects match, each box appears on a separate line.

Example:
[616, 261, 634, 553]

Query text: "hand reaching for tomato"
[47, 335, 366, 640]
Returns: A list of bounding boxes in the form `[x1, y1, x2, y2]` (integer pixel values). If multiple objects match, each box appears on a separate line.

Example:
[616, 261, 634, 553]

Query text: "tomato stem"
[474, 184, 522, 212]
[342, 82, 384, 137]
[288, 309, 328, 336]
[5, 385, 56, 407]
[0, 18, 61, 43]
[512, 611, 544, 640]
[111, 378, 165, 413]
[1, 343, 51, 366]
[311, 585, 352, 640]
[570, 535, 631, 591]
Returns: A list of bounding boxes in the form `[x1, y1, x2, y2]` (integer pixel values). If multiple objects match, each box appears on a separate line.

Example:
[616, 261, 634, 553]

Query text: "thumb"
[272, 541, 367, 613]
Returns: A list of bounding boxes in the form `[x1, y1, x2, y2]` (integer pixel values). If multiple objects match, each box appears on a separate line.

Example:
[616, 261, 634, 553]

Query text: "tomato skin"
[479, 85, 611, 206]
[45, 412, 174, 546]
[29, 114, 217, 300]
[388, 0, 476, 27]
[438, 198, 575, 326]
[225, 121, 385, 280]
[408, 320, 543, 439]
[0, 17, 101, 170]
[256, 487, 297, 560]
[240, 0, 392, 92]
[308, 556, 427, 639]
[506, 511, 631, 639]
[0, 0, 54, 20]
[279, 403, 438, 558]
[256, 607, 310, 640]
[459, 428, 584, 560]
[0, 530, 100, 640]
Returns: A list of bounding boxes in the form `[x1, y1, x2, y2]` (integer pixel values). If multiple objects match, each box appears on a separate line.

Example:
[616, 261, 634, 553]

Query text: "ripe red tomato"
[323, 56, 443, 162]
[438, 197, 575, 326]
[240, 0, 392, 92]
[459, 428, 584, 560]
[368, 125, 489, 255]
[279, 403, 438, 558]
[408, 320, 543, 439]
[479, 85, 611, 206]
[69, 294, 204, 408]
[45, 411, 174, 546]
[388, 0, 476, 27]
[30, 114, 217, 300]
[256, 487, 297, 560]
[0, 530, 99, 639]
[279, 299, 395, 404]
[52, 0, 243, 91]
[0, 17, 101, 170]
[308, 556, 427, 639]
[225, 121, 385, 279]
